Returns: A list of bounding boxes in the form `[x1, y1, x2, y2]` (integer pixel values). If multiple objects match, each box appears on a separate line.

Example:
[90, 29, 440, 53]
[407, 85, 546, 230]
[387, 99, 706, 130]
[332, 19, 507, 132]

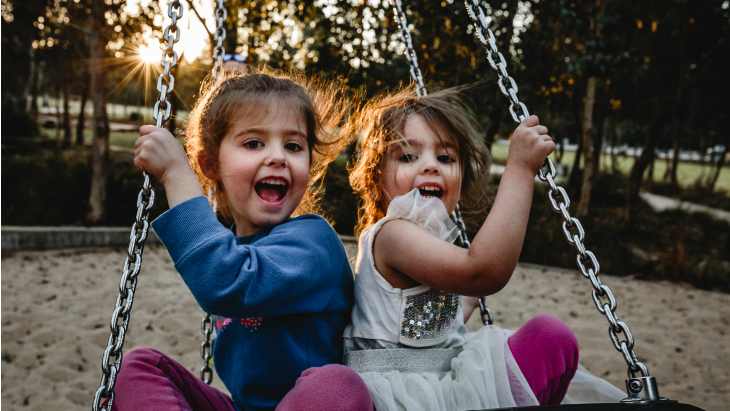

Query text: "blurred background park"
[2, 0, 729, 289]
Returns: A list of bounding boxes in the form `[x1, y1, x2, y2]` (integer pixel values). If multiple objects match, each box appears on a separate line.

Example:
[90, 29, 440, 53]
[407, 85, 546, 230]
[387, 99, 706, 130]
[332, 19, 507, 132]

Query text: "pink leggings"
[110, 315, 576, 410]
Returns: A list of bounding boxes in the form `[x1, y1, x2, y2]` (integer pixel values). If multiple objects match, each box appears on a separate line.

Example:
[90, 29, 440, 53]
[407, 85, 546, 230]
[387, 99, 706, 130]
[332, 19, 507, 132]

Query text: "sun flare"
[138, 40, 162, 64]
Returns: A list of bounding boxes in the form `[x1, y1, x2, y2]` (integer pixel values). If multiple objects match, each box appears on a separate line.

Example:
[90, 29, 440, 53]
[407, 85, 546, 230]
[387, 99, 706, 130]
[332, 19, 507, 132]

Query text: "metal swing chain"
[388, 0, 426, 97]
[91, 2, 182, 410]
[199, 0, 228, 386]
[463, 0, 650, 383]
[388, 0, 492, 325]
[211, 0, 228, 82]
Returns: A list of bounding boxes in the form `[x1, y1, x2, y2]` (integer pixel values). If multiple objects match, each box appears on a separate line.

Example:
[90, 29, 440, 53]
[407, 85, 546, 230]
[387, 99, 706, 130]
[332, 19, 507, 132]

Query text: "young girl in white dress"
[345, 87, 626, 410]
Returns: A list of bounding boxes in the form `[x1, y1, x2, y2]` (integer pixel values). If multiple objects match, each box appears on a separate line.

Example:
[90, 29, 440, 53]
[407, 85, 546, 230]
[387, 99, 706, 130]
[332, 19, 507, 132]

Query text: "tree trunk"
[76, 62, 90, 146]
[61, 67, 72, 148]
[606, 116, 617, 173]
[707, 145, 729, 191]
[577, 76, 597, 218]
[647, 150, 655, 180]
[625, 94, 672, 220]
[484, 86, 503, 153]
[86, 2, 111, 224]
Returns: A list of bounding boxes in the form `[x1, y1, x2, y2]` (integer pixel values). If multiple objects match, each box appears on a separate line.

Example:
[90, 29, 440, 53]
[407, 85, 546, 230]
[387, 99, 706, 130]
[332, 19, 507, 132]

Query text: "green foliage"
[521, 172, 730, 292]
[1, 109, 40, 138]
[1, 148, 169, 226]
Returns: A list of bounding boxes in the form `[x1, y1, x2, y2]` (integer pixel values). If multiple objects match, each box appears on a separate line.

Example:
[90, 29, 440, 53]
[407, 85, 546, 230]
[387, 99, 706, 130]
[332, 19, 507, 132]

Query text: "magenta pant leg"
[276, 364, 373, 411]
[109, 347, 236, 411]
[507, 314, 579, 405]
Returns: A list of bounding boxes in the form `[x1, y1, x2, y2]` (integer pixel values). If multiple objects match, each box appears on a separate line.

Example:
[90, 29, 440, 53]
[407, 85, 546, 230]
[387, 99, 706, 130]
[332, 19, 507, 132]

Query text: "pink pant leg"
[507, 314, 579, 405]
[109, 347, 236, 411]
[276, 364, 373, 411]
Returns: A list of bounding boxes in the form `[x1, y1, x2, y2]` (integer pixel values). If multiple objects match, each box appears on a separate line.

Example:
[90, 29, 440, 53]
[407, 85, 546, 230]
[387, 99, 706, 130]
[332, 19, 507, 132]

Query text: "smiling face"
[208, 100, 310, 236]
[380, 113, 462, 214]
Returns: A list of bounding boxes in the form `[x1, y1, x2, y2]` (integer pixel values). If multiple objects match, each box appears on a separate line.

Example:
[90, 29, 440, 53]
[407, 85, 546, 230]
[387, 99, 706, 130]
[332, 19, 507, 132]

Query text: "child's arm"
[134, 126, 203, 208]
[151, 203, 350, 318]
[374, 116, 554, 297]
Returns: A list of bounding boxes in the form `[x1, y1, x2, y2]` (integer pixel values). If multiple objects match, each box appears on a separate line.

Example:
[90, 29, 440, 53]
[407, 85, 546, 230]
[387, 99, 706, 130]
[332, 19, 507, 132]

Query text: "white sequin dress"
[343, 189, 626, 410]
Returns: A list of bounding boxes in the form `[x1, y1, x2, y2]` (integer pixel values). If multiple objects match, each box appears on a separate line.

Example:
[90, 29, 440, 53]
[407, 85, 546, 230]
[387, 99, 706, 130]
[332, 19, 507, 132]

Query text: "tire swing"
[380, 0, 705, 410]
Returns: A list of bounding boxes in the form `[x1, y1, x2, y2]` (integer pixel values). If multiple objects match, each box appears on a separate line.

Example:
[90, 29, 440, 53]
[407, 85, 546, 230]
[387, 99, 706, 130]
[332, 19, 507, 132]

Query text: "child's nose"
[422, 157, 440, 174]
[266, 145, 287, 167]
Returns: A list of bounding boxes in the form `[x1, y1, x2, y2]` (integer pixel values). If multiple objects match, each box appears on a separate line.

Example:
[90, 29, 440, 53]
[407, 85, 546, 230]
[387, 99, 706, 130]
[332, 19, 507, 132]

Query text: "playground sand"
[1, 244, 728, 411]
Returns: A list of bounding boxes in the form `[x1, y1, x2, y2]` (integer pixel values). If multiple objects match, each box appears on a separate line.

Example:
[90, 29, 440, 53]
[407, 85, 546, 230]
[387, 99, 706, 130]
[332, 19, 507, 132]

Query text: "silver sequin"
[401, 289, 459, 340]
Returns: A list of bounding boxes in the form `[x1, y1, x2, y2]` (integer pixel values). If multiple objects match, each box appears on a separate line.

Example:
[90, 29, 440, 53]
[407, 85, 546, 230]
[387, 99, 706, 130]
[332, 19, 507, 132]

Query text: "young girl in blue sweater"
[114, 72, 372, 411]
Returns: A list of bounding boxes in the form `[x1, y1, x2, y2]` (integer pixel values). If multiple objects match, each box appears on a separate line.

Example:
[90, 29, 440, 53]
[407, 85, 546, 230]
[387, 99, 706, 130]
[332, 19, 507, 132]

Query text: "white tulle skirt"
[358, 326, 626, 411]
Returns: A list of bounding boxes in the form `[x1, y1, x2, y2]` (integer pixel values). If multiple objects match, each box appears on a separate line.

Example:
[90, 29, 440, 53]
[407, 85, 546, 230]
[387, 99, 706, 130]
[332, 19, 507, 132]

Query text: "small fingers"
[534, 125, 549, 135]
[139, 125, 159, 136]
[520, 115, 539, 127]
[543, 140, 556, 156]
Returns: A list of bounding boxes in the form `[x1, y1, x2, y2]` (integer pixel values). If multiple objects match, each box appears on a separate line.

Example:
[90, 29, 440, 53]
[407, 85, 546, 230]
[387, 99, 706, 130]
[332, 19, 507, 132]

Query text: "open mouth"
[255, 177, 289, 203]
[418, 185, 444, 199]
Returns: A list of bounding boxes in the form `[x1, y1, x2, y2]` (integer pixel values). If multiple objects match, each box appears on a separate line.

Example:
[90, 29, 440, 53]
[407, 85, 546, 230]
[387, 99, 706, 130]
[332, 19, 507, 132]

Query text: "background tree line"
[2, 0, 729, 226]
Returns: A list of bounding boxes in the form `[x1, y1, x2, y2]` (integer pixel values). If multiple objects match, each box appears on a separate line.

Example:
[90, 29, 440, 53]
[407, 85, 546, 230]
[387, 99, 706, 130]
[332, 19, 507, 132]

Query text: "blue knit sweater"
[151, 196, 354, 411]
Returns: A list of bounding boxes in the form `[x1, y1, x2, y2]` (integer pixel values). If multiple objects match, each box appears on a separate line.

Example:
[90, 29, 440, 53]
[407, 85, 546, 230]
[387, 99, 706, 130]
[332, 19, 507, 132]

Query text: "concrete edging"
[1, 226, 356, 252]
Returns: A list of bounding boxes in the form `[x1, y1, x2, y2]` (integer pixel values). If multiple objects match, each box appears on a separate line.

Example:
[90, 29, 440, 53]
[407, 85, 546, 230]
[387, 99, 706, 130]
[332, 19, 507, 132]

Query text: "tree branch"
[185, 0, 215, 48]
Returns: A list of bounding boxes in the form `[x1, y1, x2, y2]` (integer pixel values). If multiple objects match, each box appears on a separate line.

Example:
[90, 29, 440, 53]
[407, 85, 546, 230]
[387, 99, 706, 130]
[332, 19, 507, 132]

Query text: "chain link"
[199, 0, 228, 385]
[388, 0, 426, 97]
[91, 3, 182, 409]
[463, 0, 649, 379]
[92, 173, 156, 411]
[201, 314, 214, 383]
[211, 0, 228, 81]
[463, 0, 529, 123]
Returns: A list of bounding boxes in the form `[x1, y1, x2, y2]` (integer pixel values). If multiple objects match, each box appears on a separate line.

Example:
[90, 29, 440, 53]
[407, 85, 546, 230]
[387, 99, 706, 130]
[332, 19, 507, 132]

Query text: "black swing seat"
[476, 403, 704, 411]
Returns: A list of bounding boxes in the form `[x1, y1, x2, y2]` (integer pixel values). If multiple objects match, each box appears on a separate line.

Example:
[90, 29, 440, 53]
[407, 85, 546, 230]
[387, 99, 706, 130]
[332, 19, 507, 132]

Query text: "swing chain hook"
[462, 0, 662, 399]
[388, 0, 427, 97]
[92, 3, 181, 410]
[212, 0, 228, 82]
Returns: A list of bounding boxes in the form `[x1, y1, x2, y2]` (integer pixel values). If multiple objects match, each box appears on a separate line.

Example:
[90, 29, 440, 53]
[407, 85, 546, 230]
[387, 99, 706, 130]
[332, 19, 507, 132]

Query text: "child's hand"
[507, 116, 555, 175]
[134, 126, 191, 187]
[135, 126, 203, 208]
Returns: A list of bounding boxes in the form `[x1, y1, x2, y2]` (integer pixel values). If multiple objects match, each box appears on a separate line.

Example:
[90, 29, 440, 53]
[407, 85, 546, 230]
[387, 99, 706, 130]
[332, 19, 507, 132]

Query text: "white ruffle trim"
[380, 189, 459, 244]
[358, 326, 539, 411]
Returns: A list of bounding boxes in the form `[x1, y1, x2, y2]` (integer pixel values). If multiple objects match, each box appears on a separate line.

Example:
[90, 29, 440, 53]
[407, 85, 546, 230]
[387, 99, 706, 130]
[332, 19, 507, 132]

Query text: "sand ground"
[1, 243, 728, 410]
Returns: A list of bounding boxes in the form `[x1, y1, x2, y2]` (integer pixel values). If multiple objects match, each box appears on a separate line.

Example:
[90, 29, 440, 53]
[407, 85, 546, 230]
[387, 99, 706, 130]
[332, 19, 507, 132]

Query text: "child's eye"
[437, 154, 455, 164]
[244, 140, 262, 149]
[285, 142, 303, 152]
[399, 153, 417, 163]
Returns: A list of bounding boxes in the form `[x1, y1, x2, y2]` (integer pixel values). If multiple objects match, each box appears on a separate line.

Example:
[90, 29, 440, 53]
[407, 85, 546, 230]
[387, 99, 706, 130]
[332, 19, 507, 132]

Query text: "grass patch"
[491, 142, 730, 192]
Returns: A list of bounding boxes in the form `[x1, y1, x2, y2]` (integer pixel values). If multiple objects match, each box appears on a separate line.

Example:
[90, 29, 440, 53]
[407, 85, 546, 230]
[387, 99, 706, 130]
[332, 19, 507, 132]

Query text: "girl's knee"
[527, 315, 577, 343]
[124, 347, 167, 365]
[280, 365, 372, 411]
[299, 364, 368, 390]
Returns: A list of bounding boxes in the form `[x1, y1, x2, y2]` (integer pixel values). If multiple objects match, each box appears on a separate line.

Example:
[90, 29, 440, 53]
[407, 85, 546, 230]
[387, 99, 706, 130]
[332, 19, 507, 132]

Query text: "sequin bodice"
[401, 289, 460, 341]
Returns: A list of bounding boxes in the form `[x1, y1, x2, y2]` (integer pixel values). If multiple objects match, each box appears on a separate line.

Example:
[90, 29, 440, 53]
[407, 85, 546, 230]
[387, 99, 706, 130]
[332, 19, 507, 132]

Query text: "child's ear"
[198, 153, 220, 181]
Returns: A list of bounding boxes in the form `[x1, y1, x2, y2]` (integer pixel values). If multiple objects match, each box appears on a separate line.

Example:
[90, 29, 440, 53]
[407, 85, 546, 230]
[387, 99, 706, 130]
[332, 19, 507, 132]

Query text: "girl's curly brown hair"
[185, 68, 354, 222]
[349, 86, 492, 237]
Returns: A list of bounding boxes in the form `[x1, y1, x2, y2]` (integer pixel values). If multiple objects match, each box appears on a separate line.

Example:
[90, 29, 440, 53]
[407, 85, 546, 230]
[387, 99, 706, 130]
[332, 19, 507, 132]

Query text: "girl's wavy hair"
[349, 86, 492, 237]
[185, 68, 353, 222]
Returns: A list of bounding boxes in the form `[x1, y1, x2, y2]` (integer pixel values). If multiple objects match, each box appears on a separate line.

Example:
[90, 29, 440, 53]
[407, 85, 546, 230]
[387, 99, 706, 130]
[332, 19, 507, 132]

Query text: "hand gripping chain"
[91, 3, 182, 410]
[462, 0, 667, 401]
[388, 0, 493, 326]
